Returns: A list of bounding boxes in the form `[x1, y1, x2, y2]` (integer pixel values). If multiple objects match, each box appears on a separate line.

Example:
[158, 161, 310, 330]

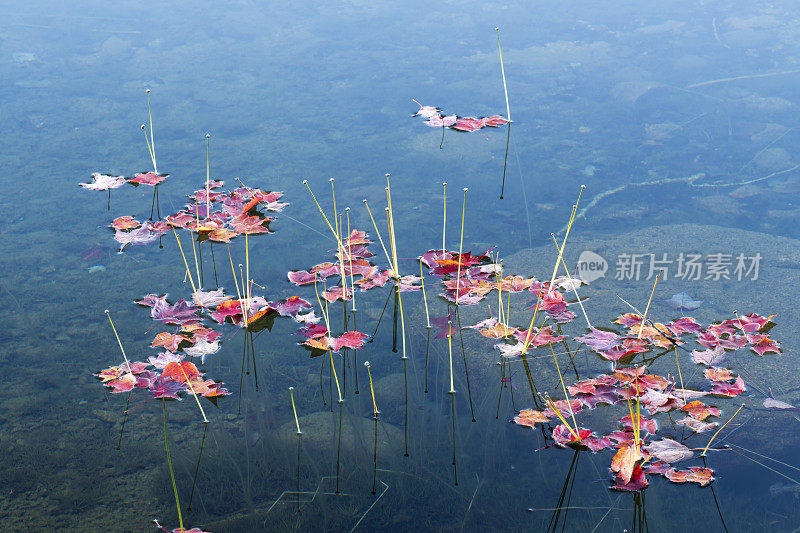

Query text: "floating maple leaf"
[288, 270, 317, 285]
[452, 117, 485, 132]
[210, 299, 244, 324]
[544, 398, 584, 419]
[612, 463, 648, 491]
[610, 442, 643, 484]
[573, 384, 621, 410]
[192, 288, 231, 308]
[294, 310, 321, 324]
[296, 323, 328, 339]
[691, 346, 726, 366]
[619, 413, 658, 435]
[704, 367, 735, 382]
[232, 214, 272, 235]
[148, 352, 184, 370]
[329, 331, 369, 352]
[151, 299, 200, 325]
[734, 313, 777, 333]
[136, 293, 168, 307]
[639, 389, 684, 415]
[584, 436, 615, 452]
[575, 327, 620, 352]
[424, 114, 457, 128]
[680, 400, 720, 421]
[105, 372, 137, 393]
[552, 424, 593, 448]
[161, 361, 201, 383]
[80, 173, 125, 190]
[274, 296, 312, 317]
[513, 408, 550, 428]
[483, 115, 510, 127]
[644, 438, 694, 463]
[468, 317, 518, 340]
[183, 339, 220, 363]
[431, 310, 457, 339]
[663, 466, 714, 486]
[111, 215, 142, 230]
[396, 274, 422, 292]
[128, 172, 168, 186]
[676, 416, 718, 433]
[666, 317, 703, 336]
[152, 332, 191, 352]
[614, 313, 642, 327]
[764, 397, 798, 410]
[710, 375, 746, 397]
[324, 286, 352, 303]
[149, 377, 185, 400]
[115, 226, 160, 251]
[513, 325, 564, 347]
[412, 100, 440, 118]
[749, 334, 781, 355]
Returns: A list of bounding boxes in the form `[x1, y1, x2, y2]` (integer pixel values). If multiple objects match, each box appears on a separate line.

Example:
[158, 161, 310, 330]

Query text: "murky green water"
[2, 1, 800, 531]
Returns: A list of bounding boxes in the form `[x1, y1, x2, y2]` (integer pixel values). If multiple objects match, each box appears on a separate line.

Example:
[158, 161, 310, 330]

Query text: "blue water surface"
[2, 1, 800, 531]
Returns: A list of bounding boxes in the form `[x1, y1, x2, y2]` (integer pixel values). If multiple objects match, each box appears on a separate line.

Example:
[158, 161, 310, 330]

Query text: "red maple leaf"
[128, 172, 168, 186]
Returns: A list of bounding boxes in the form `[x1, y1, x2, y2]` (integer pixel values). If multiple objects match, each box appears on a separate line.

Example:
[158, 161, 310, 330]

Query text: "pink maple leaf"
[483, 115, 510, 127]
[274, 296, 313, 317]
[329, 331, 369, 352]
[128, 172, 168, 186]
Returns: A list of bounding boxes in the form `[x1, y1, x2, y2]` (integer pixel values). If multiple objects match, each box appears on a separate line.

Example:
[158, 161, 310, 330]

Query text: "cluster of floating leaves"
[164, 182, 287, 243]
[412, 100, 510, 132]
[84, 156, 786, 529]
[82, 174, 288, 251]
[80, 171, 168, 190]
[509, 310, 780, 491]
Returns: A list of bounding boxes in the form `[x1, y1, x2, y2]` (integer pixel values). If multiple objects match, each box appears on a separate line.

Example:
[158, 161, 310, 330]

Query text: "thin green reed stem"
[163, 401, 184, 532]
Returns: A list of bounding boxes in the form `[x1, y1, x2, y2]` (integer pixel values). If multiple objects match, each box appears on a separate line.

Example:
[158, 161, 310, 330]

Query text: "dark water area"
[2, 1, 800, 531]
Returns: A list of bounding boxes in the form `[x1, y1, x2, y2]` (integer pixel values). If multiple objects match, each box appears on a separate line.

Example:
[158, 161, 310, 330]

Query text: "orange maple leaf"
[611, 443, 643, 484]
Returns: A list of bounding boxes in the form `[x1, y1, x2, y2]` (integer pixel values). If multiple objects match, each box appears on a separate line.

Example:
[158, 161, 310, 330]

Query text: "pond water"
[2, 1, 800, 531]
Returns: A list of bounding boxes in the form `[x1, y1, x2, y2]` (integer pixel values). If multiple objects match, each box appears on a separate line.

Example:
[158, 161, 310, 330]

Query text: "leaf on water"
[552, 424, 593, 447]
[151, 298, 200, 325]
[513, 408, 550, 428]
[764, 398, 797, 410]
[329, 331, 369, 351]
[610, 443, 643, 484]
[151, 332, 191, 353]
[80, 173, 126, 190]
[691, 346, 726, 366]
[192, 288, 231, 308]
[680, 400, 720, 421]
[114, 226, 160, 251]
[612, 463, 648, 492]
[704, 367, 735, 382]
[128, 172, 168, 186]
[663, 466, 714, 486]
[161, 361, 201, 383]
[749, 334, 781, 356]
[644, 438, 694, 463]
[274, 296, 312, 317]
[183, 339, 220, 364]
[147, 352, 185, 370]
[710, 375, 746, 397]
[111, 215, 142, 230]
[675, 416, 718, 433]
